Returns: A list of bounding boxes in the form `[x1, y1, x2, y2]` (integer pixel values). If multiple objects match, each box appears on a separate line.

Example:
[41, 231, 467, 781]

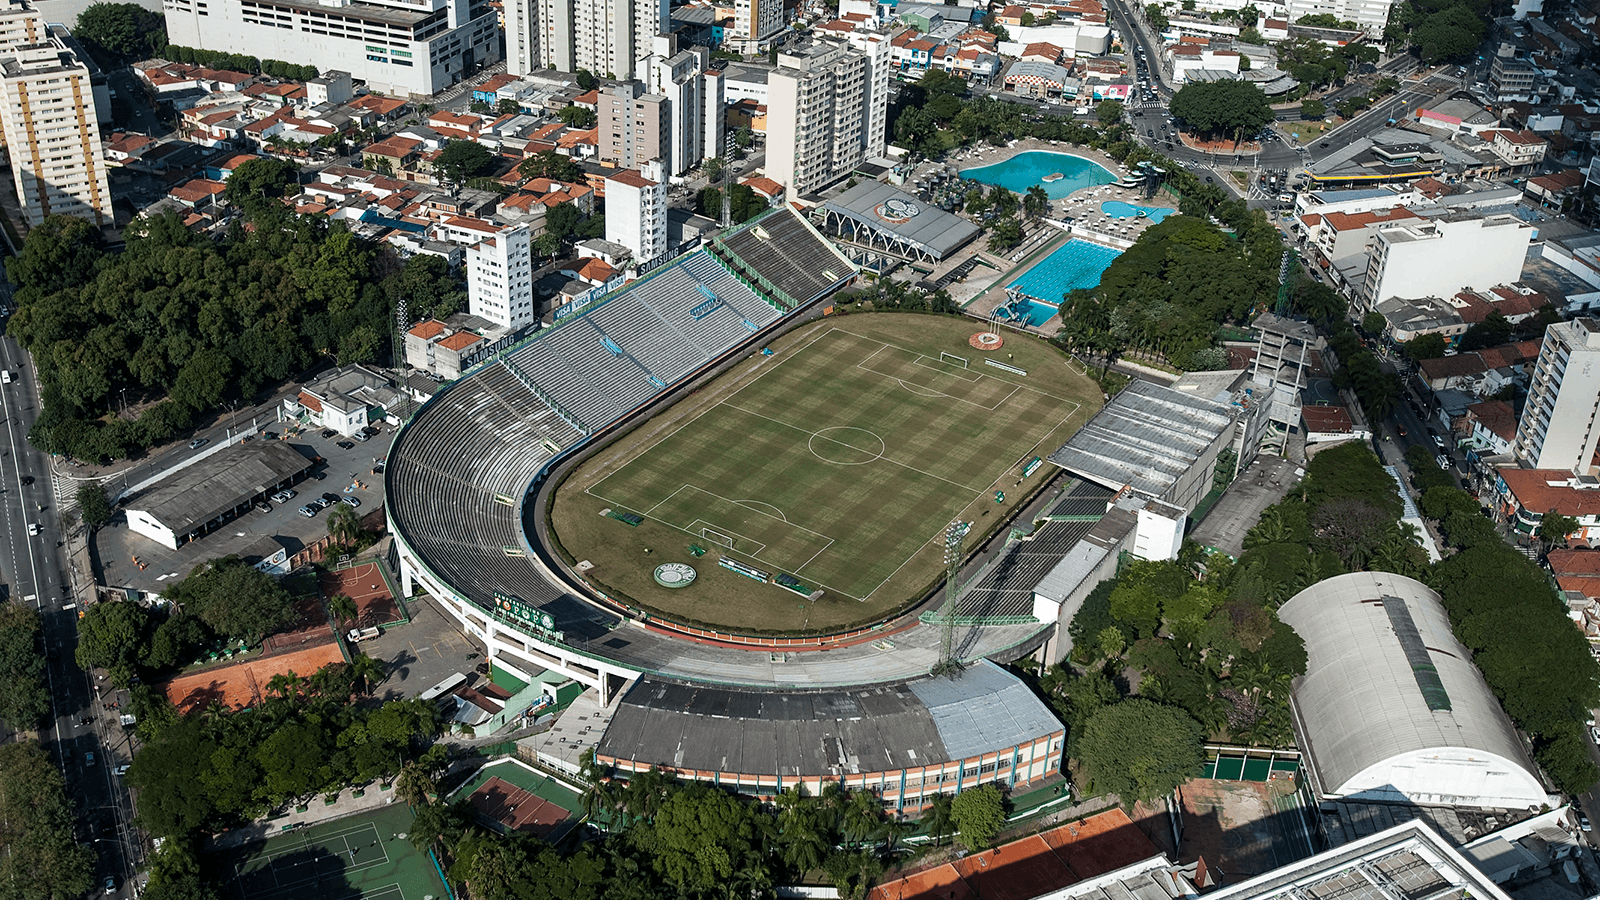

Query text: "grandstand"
[385, 207, 857, 646]
[709, 207, 857, 310]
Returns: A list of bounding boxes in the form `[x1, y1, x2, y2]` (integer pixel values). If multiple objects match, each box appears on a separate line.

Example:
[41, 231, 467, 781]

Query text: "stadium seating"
[712, 210, 852, 308]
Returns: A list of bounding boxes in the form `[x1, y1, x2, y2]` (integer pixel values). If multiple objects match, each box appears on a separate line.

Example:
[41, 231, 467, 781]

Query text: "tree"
[1096, 99, 1123, 125]
[162, 557, 293, 644]
[645, 783, 757, 896]
[1023, 185, 1050, 218]
[326, 502, 362, 548]
[987, 217, 1023, 252]
[74, 2, 166, 60]
[922, 793, 955, 845]
[433, 140, 494, 187]
[575, 69, 595, 90]
[76, 599, 151, 685]
[0, 603, 49, 728]
[1538, 510, 1580, 549]
[224, 158, 301, 215]
[546, 201, 583, 243]
[1144, 3, 1169, 28]
[327, 593, 358, 627]
[519, 149, 582, 183]
[1075, 699, 1205, 804]
[494, 98, 522, 116]
[557, 104, 597, 128]
[1404, 332, 1446, 362]
[0, 742, 96, 899]
[1169, 80, 1273, 139]
[77, 479, 112, 527]
[949, 784, 1006, 849]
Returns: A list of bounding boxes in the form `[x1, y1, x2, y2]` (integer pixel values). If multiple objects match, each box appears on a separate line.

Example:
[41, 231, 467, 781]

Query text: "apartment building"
[728, 0, 784, 52]
[644, 34, 710, 176]
[1513, 317, 1600, 473]
[163, 0, 501, 96]
[766, 39, 888, 195]
[534, 0, 667, 80]
[1361, 213, 1533, 312]
[430, 217, 536, 329]
[504, 0, 536, 76]
[598, 80, 667, 171]
[605, 161, 666, 262]
[0, 3, 111, 228]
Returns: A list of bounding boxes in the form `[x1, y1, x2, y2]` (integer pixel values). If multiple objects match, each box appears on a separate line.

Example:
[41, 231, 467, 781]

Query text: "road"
[0, 267, 141, 897]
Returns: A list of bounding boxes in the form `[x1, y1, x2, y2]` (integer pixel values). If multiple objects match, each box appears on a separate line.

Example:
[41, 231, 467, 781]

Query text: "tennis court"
[220, 803, 446, 900]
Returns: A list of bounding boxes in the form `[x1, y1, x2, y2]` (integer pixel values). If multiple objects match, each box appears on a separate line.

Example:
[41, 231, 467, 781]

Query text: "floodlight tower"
[933, 519, 970, 677]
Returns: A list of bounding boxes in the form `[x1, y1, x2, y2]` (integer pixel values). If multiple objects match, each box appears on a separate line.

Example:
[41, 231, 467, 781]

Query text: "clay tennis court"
[320, 562, 403, 628]
[467, 776, 573, 839]
[165, 642, 346, 713]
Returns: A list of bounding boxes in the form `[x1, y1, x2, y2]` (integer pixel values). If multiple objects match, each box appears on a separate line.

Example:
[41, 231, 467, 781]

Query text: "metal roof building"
[1280, 572, 1549, 810]
[1045, 379, 1237, 514]
[817, 181, 981, 261]
[126, 442, 314, 550]
[595, 660, 1064, 809]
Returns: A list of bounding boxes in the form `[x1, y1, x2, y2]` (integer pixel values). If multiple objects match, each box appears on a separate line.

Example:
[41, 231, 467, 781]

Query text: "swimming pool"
[1101, 200, 1176, 222]
[960, 151, 1116, 199]
[994, 298, 1058, 328]
[1006, 240, 1124, 311]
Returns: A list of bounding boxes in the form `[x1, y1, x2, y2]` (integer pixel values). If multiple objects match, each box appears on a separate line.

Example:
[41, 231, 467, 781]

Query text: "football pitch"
[585, 325, 1088, 602]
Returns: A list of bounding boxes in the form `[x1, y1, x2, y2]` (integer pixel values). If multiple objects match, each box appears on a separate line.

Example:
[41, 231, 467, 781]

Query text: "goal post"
[939, 351, 969, 369]
[701, 527, 734, 549]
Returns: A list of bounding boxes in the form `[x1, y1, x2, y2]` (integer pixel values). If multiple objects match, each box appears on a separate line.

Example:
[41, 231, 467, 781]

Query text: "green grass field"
[586, 326, 1083, 602]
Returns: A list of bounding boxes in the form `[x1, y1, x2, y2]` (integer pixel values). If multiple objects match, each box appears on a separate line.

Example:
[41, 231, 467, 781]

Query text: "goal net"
[701, 528, 734, 550]
[939, 351, 969, 369]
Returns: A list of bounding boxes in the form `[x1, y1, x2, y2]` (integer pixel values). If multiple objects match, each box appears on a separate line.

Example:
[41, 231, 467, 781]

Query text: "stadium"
[384, 207, 1094, 803]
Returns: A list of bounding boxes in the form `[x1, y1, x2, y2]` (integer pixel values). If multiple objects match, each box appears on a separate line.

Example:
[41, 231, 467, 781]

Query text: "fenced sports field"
[218, 804, 446, 900]
[553, 315, 1100, 632]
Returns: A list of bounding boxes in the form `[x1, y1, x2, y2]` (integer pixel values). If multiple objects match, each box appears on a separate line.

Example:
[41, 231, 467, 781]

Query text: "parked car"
[1581, 813, 1593, 833]
[271, 489, 296, 503]
[113, 764, 129, 777]
[255, 500, 272, 513]
[104, 876, 115, 895]
[188, 438, 208, 450]
[321, 492, 341, 505]
[353, 432, 370, 443]
[85, 751, 95, 766]
[342, 496, 361, 508]
[337, 441, 355, 450]
[322, 429, 337, 438]
[298, 505, 317, 518]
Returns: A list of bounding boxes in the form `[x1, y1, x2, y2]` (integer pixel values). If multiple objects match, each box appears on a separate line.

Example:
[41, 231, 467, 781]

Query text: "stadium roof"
[1279, 572, 1547, 808]
[1045, 379, 1235, 499]
[129, 442, 313, 536]
[595, 660, 1061, 776]
[820, 181, 980, 260]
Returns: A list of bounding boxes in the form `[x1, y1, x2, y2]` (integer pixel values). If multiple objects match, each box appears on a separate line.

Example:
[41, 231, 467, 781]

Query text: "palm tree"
[841, 789, 881, 847]
[265, 672, 302, 700]
[327, 593, 358, 627]
[395, 761, 438, 807]
[348, 651, 383, 696]
[923, 793, 954, 846]
[326, 502, 362, 548]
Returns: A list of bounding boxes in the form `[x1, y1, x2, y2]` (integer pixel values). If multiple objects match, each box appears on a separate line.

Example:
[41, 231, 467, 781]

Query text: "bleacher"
[386, 231, 852, 631]
[711, 208, 856, 309]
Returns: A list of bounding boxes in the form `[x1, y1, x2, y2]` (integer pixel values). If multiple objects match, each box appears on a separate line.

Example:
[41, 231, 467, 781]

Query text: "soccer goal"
[701, 527, 735, 550]
[939, 351, 970, 369]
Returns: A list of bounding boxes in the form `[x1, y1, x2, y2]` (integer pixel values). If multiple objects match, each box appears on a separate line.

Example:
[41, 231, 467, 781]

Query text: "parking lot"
[93, 428, 393, 596]
[356, 596, 486, 704]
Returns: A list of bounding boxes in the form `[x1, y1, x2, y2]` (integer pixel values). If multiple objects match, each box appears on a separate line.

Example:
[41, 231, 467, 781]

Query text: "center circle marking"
[808, 427, 886, 465]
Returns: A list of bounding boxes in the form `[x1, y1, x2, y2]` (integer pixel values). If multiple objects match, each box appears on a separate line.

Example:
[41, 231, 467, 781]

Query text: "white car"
[26, 523, 38, 536]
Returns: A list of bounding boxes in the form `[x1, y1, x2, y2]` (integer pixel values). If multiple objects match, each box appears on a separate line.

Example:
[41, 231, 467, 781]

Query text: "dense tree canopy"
[1076, 699, 1206, 803]
[1169, 80, 1273, 138]
[0, 603, 50, 729]
[0, 741, 96, 900]
[10, 202, 461, 463]
[1394, 0, 1488, 62]
[74, 2, 166, 60]
[433, 140, 496, 186]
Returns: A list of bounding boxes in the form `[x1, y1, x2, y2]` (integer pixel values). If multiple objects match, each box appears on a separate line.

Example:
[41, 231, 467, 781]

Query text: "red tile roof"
[1498, 468, 1600, 518]
[1322, 206, 1421, 232]
[407, 319, 448, 340]
[437, 331, 484, 352]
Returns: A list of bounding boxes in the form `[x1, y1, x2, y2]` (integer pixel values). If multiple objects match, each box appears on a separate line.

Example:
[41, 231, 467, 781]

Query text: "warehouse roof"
[1279, 572, 1545, 807]
[596, 660, 1062, 777]
[1046, 379, 1234, 499]
[129, 442, 313, 537]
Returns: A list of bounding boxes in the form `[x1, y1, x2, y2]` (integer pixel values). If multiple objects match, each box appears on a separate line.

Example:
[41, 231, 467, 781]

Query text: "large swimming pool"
[1006, 240, 1124, 310]
[960, 150, 1117, 199]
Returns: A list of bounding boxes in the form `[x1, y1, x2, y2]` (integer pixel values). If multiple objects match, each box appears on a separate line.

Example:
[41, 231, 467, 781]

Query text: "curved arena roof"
[1279, 572, 1547, 809]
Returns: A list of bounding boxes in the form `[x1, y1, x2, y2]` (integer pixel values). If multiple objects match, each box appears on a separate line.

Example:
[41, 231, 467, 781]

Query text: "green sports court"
[216, 804, 447, 900]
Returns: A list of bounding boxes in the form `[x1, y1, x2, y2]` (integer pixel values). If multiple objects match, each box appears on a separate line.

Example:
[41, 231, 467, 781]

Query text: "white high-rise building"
[1360, 213, 1533, 312]
[1284, 0, 1393, 32]
[767, 39, 887, 196]
[1513, 317, 1600, 473]
[535, 0, 666, 80]
[0, 2, 111, 228]
[704, 66, 725, 164]
[504, 0, 537, 76]
[605, 161, 666, 263]
[163, 0, 501, 96]
[645, 34, 714, 177]
[729, 0, 783, 52]
[464, 223, 536, 329]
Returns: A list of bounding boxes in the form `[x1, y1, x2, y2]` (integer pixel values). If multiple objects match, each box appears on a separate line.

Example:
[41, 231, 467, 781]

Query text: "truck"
[346, 626, 381, 643]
